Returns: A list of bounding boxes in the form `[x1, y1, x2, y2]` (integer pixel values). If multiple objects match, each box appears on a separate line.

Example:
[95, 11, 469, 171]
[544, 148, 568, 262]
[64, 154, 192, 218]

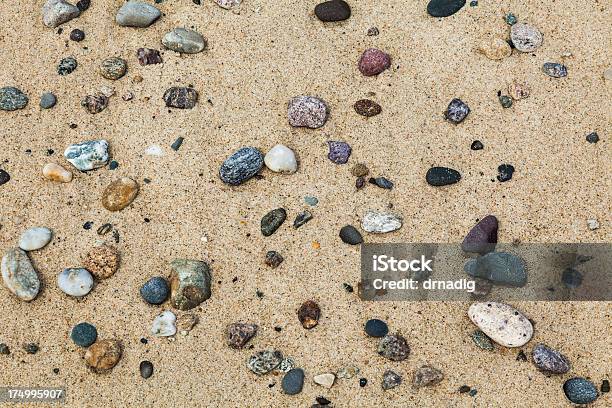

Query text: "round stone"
[100, 57, 127, 80]
[247, 350, 284, 375]
[287, 95, 329, 129]
[510, 23, 543, 52]
[339, 225, 363, 245]
[532, 344, 570, 374]
[378, 334, 410, 361]
[297, 300, 320, 329]
[151, 311, 177, 337]
[427, 0, 466, 17]
[116, 1, 161, 27]
[264, 144, 297, 173]
[77, 0, 90, 11]
[57, 268, 94, 297]
[140, 277, 170, 304]
[219, 147, 264, 186]
[69, 29, 85, 41]
[361, 210, 402, 233]
[0, 87, 28, 111]
[162, 28, 207, 54]
[468, 302, 533, 347]
[314, 0, 351, 22]
[85, 339, 122, 372]
[282, 368, 305, 395]
[83, 244, 120, 280]
[57, 57, 77, 76]
[101, 177, 139, 211]
[42, 163, 72, 182]
[358, 48, 391, 76]
[413, 366, 444, 387]
[563, 378, 599, 404]
[354, 99, 382, 117]
[227, 322, 258, 349]
[140, 361, 154, 379]
[464, 252, 527, 287]
[70, 322, 97, 347]
[40, 92, 57, 109]
[18, 227, 52, 251]
[508, 81, 530, 100]
[1, 248, 40, 301]
[163, 87, 198, 109]
[445, 98, 470, 123]
[426, 167, 461, 186]
[365, 319, 388, 337]
[169, 258, 212, 310]
[64, 140, 109, 171]
[471, 140, 484, 150]
[327, 141, 351, 164]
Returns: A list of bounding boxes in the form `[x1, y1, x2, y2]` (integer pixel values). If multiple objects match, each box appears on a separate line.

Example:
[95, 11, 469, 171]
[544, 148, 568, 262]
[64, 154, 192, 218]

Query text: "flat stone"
[354, 99, 382, 117]
[261, 208, 287, 236]
[361, 210, 402, 233]
[468, 302, 533, 347]
[313, 373, 335, 388]
[43, 163, 72, 182]
[83, 244, 120, 280]
[140, 361, 154, 379]
[163, 87, 198, 109]
[314, 0, 351, 22]
[382, 370, 402, 390]
[116, 1, 161, 27]
[227, 322, 258, 349]
[563, 378, 599, 404]
[464, 252, 527, 287]
[293, 211, 313, 229]
[378, 334, 410, 361]
[0, 87, 28, 111]
[298, 300, 320, 329]
[64, 140, 109, 171]
[57, 268, 93, 297]
[358, 48, 391, 76]
[365, 319, 388, 337]
[462, 215, 498, 254]
[427, 0, 466, 17]
[510, 23, 543, 53]
[219, 147, 264, 186]
[19, 227, 52, 251]
[426, 166, 461, 186]
[339, 225, 363, 245]
[140, 277, 170, 304]
[57, 57, 77, 75]
[444, 98, 470, 123]
[282, 368, 305, 395]
[40, 92, 57, 109]
[136, 48, 162, 65]
[413, 366, 444, 387]
[264, 144, 297, 173]
[70, 322, 97, 347]
[532, 344, 570, 374]
[471, 329, 494, 350]
[100, 57, 127, 80]
[102, 177, 139, 211]
[162, 28, 207, 54]
[287, 96, 329, 128]
[169, 258, 212, 310]
[81, 94, 109, 114]
[327, 141, 351, 164]
[151, 311, 177, 337]
[542, 62, 568, 78]
[42, 0, 80, 28]
[85, 339, 122, 372]
[1, 248, 40, 301]
[478, 38, 512, 60]
[247, 349, 283, 375]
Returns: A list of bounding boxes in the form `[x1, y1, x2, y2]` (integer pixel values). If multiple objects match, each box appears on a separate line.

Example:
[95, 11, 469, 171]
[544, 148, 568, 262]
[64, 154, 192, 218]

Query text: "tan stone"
[42, 163, 72, 182]
[477, 38, 512, 60]
[177, 313, 199, 335]
[85, 340, 122, 372]
[83, 244, 120, 279]
[508, 81, 531, 100]
[102, 177, 139, 211]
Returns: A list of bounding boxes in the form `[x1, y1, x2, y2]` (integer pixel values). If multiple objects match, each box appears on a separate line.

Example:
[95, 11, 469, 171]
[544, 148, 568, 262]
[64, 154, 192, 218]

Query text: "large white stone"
[151, 311, 177, 337]
[264, 144, 297, 173]
[19, 227, 53, 251]
[468, 302, 533, 347]
[57, 268, 94, 297]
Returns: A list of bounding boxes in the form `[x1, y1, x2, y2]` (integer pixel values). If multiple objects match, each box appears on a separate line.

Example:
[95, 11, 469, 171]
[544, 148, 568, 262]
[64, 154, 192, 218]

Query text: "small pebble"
[140, 277, 170, 304]
[601, 380, 610, 393]
[478, 38, 512, 60]
[1, 248, 40, 301]
[358, 48, 391, 76]
[116, 1, 161, 27]
[219, 147, 264, 186]
[0, 87, 28, 111]
[76, 0, 90, 11]
[151, 310, 177, 337]
[336, 365, 359, 379]
[364, 319, 388, 337]
[70, 322, 97, 347]
[57, 56, 77, 75]
[314, 0, 351, 22]
[327, 141, 351, 164]
[471, 329, 494, 350]
[24, 343, 39, 354]
[497, 164, 515, 182]
[361, 210, 402, 233]
[459, 385, 471, 393]
[247, 349, 283, 375]
[499, 94, 513, 108]
[109, 160, 119, 169]
[356, 176, 366, 189]
[42, 0, 80, 28]
[413, 366, 444, 387]
[19, 227, 52, 251]
[69, 28, 85, 41]
[163, 87, 198, 109]
[0, 169, 10, 185]
[298, 300, 320, 329]
[57, 268, 93, 297]
[40, 92, 57, 109]
[339, 225, 363, 245]
[505, 13, 517, 25]
[287, 95, 329, 129]
[426, 166, 461, 186]
[100, 85, 115, 97]
[227, 322, 258, 349]
[378, 334, 410, 361]
[100, 57, 127, 80]
[145, 145, 164, 157]
[542, 62, 567, 78]
[304, 196, 318, 206]
[122, 92, 134, 101]
[170, 137, 184, 151]
[563, 377, 599, 405]
[214, 0, 241, 9]
[532, 344, 570, 374]
[264, 144, 298, 173]
[468, 302, 533, 347]
[508, 81, 530, 100]
[313, 373, 335, 388]
[140, 360, 154, 379]
[359, 378, 367, 387]
[85, 339, 122, 372]
[471, 140, 483, 150]
[461, 215, 498, 254]
[261, 208, 287, 236]
[587, 219, 599, 230]
[83, 244, 120, 279]
[369, 177, 393, 189]
[265, 251, 284, 268]
[169, 258, 212, 310]
[102, 177, 139, 211]
[137, 48, 163, 65]
[382, 370, 402, 390]
[367, 27, 379, 36]
[427, 0, 466, 17]
[282, 368, 305, 395]
[162, 28, 207, 54]
[510, 23, 543, 53]
[354, 99, 382, 117]
[586, 132, 599, 143]
[81, 94, 109, 114]
[293, 211, 313, 229]
[444, 98, 470, 123]
[0, 344, 9, 355]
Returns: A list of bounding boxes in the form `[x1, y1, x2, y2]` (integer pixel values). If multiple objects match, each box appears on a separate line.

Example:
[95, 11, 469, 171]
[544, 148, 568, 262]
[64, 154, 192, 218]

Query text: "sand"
[0, 0, 610, 406]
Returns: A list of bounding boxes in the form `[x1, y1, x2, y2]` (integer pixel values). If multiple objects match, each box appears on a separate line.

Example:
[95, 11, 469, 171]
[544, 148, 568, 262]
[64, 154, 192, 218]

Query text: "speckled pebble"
[214, 0, 241, 9]
[264, 251, 284, 268]
[542, 62, 567, 78]
[413, 366, 444, 387]
[510, 23, 543, 53]
[354, 99, 382, 117]
[137, 48, 162, 65]
[163, 87, 198, 109]
[444, 98, 470, 123]
[247, 349, 283, 375]
[508, 81, 530, 100]
[361, 210, 402, 233]
[81, 94, 109, 114]
[358, 48, 391, 76]
[69, 28, 85, 41]
[70, 322, 97, 347]
[83, 244, 120, 280]
[140, 277, 170, 304]
[169, 258, 212, 310]
[64, 139, 109, 171]
[100, 57, 127, 80]
[298, 300, 320, 329]
[563, 378, 599, 404]
[382, 370, 402, 390]
[327, 141, 351, 164]
[468, 302, 533, 347]
[471, 329, 494, 350]
[287, 95, 329, 129]
[0, 87, 29, 111]
[57, 57, 77, 76]
[531, 344, 570, 374]
[378, 334, 410, 361]
[261, 208, 287, 236]
[219, 147, 264, 186]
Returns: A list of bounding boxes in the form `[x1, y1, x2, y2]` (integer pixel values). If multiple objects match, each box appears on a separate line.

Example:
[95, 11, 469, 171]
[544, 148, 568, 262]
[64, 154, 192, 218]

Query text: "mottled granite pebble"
[532, 344, 570, 374]
[287, 96, 329, 129]
[163, 87, 198, 109]
[219, 147, 264, 185]
[0, 87, 28, 111]
[358, 48, 391, 76]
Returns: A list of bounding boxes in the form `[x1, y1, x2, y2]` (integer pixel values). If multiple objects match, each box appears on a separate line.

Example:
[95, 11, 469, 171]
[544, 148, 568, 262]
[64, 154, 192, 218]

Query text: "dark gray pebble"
[601, 380, 610, 393]
[542, 62, 568, 78]
[261, 208, 287, 236]
[140, 360, 154, 379]
[314, 0, 351, 22]
[369, 177, 393, 189]
[0, 87, 28, 111]
[471, 140, 483, 150]
[70, 322, 97, 347]
[497, 164, 515, 182]
[445, 98, 470, 123]
[339, 225, 363, 245]
[163, 87, 198, 109]
[532, 344, 570, 374]
[365, 319, 389, 337]
[464, 252, 527, 287]
[471, 329, 494, 350]
[382, 370, 402, 390]
[40, 92, 57, 109]
[219, 147, 264, 185]
[563, 377, 598, 404]
[265, 251, 284, 268]
[427, 0, 466, 17]
[586, 132, 599, 143]
[378, 334, 410, 361]
[462, 215, 498, 254]
[0, 169, 10, 186]
[58, 57, 77, 76]
[293, 211, 313, 229]
[140, 277, 170, 304]
[76, 0, 90, 11]
[327, 141, 351, 164]
[171, 137, 184, 151]
[562, 267, 583, 288]
[69, 29, 85, 42]
[426, 167, 461, 186]
[0, 343, 10, 355]
[282, 368, 305, 395]
[24, 343, 39, 354]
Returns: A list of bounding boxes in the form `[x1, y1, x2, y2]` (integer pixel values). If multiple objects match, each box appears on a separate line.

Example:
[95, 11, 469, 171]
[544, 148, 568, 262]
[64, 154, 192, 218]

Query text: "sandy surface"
[0, 0, 610, 407]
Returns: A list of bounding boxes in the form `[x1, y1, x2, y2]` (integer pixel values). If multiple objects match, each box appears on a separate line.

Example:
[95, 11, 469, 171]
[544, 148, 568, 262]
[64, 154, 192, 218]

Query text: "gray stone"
[247, 349, 283, 375]
[227, 322, 258, 349]
[81, 94, 109, 114]
[162, 28, 207, 54]
[382, 370, 402, 390]
[361, 210, 402, 233]
[169, 259, 212, 310]
[18, 227, 52, 251]
[219, 147, 264, 186]
[64, 140, 109, 171]
[413, 366, 444, 387]
[214, 0, 241, 9]
[542, 62, 568, 78]
[40, 92, 57, 109]
[42, 0, 80, 28]
[116, 1, 161, 27]
[282, 368, 305, 395]
[163, 87, 198, 109]
[378, 334, 410, 361]
[58, 57, 78, 75]
[510, 23, 543, 53]
[287, 96, 329, 128]
[1, 248, 40, 301]
[0, 87, 28, 111]
[531, 344, 570, 374]
[339, 225, 363, 245]
[464, 252, 527, 287]
[100, 57, 127, 80]
[293, 211, 313, 229]
[471, 329, 494, 350]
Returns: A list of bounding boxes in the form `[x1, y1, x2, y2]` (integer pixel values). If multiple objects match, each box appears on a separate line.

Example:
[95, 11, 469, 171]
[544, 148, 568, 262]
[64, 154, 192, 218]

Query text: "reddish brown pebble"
[81, 94, 108, 114]
[227, 322, 258, 349]
[84, 340, 122, 372]
[298, 300, 320, 329]
[137, 48, 163, 66]
[358, 48, 391, 76]
[354, 99, 382, 117]
[101, 177, 139, 211]
[83, 244, 120, 279]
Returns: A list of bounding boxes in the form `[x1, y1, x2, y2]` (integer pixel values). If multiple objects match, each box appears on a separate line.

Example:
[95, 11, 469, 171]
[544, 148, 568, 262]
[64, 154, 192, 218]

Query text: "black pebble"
[140, 360, 154, 379]
[0, 169, 10, 186]
[444, 98, 470, 123]
[516, 350, 527, 361]
[83, 221, 93, 230]
[427, 0, 466, 18]
[24, 343, 39, 354]
[109, 160, 119, 170]
[70, 29, 85, 42]
[459, 385, 471, 393]
[53, 368, 59, 374]
[314, 0, 351, 22]
[586, 132, 599, 143]
[171, 137, 184, 151]
[426, 167, 461, 186]
[343, 283, 354, 293]
[339, 225, 363, 245]
[471, 140, 483, 150]
[364, 319, 389, 337]
[76, 0, 90, 12]
[601, 380, 610, 393]
[497, 164, 515, 182]
[359, 378, 367, 387]
[369, 177, 393, 189]
[316, 396, 332, 405]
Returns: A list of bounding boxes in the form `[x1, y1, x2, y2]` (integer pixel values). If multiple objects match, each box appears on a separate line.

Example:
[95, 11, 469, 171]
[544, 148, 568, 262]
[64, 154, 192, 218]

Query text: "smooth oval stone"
[354, 99, 382, 117]
[464, 252, 527, 287]
[83, 244, 120, 280]
[219, 147, 264, 185]
[42, 0, 80, 28]
[247, 350, 283, 375]
[314, 0, 351, 22]
[282, 368, 305, 395]
[542, 62, 567, 78]
[327, 141, 351, 164]
[19, 227, 52, 251]
[365, 319, 388, 337]
[151, 310, 177, 337]
[227, 322, 258, 349]
[378, 334, 410, 361]
[163, 87, 198, 109]
[140, 360, 154, 379]
[42, 163, 73, 182]
[468, 302, 533, 347]
[510, 23, 543, 53]
[361, 210, 402, 233]
[532, 344, 570, 374]
[57, 268, 94, 297]
[101, 177, 139, 211]
[427, 0, 465, 17]
[70, 322, 97, 347]
[413, 365, 444, 387]
[339, 225, 363, 245]
[358, 48, 391, 76]
[563, 378, 599, 404]
[40, 92, 57, 109]
[64, 140, 109, 171]
[116, 1, 161, 27]
[287, 95, 329, 128]
[100, 57, 127, 80]
[0, 87, 28, 111]
[461, 215, 498, 254]
[426, 166, 461, 186]
[162, 28, 207, 54]
[264, 144, 297, 173]
[0, 169, 9, 186]
[85, 339, 122, 372]
[1, 248, 40, 301]
[444, 98, 470, 123]
[140, 277, 169, 304]
[170, 258, 212, 310]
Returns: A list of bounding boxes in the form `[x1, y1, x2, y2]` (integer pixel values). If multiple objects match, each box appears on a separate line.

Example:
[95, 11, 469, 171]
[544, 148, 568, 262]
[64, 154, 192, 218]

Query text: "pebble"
[85, 339, 122, 372]
[358, 48, 391, 76]
[277, 357, 296, 373]
[42, 0, 80, 28]
[0, 169, 9, 185]
[0, 344, 9, 355]
[24, 343, 39, 354]
[461, 215, 498, 254]
[427, 0, 466, 17]
[444, 98, 470, 123]
[468, 302, 533, 347]
[364, 319, 388, 337]
[64, 140, 109, 171]
[505, 13, 517, 25]
[122, 92, 133, 101]
[508, 81, 530, 100]
[337, 365, 360, 379]
[162, 28, 207, 54]
[282, 368, 305, 395]
[497, 164, 515, 182]
[169, 258, 212, 310]
[354, 99, 382, 117]
[102, 177, 139, 211]
[465, 252, 527, 287]
[151, 311, 177, 337]
[264, 251, 284, 268]
[81, 94, 109, 114]
[140, 360, 154, 379]
[426, 166, 461, 186]
[287, 95, 329, 128]
[369, 177, 393, 189]
[40, 92, 57, 109]
[367, 27, 379, 36]
[261, 208, 287, 236]
[264, 144, 297, 173]
[587, 219, 599, 230]
[145, 145, 164, 157]
[293, 211, 313, 229]
[70, 322, 97, 347]
[563, 378, 599, 404]
[69, 28, 85, 41]
[586, 132, 599, 144]
[163, 87, 198, 109]
[339, 225, 363, 245]
[214, 0, 241, 9]
[478, 38, 512, 60]
[100, 85, 115, 97]
[327, 141, 351, 164]
[247, 349, 283, 375]
[76, 0, 90, 12]
[100, 57, 127, 80]
[471, 329, 494, 350]
[359, 378, 367, 387]
[510, 23, 543, 53]
[304, 196, 318, 206]
[219, 147, 264, 185]
[57, 57, 77, 75]
[137, 48, 163, 65]
[542, 62, 567, 78]
[42, 163, 72, 182]
[57, 268, 93, 297]
[499, 94, 513, 108]
[116, 1, 161, 27]
[314, 0, 351, 22]
[604, 67, 612, 81]
[1, 248, 40, 301]
[171, 138, 184, 152]
[413, 366, 444, 387]
[140, 277, 170, 304]
[83, 244, 120, 280]
[382, 370, 402, 390]
[19, 227, 52, 251]
[532, 344, 570, 374]
[471, 140, 483, 150]
[361, 210, 402, 233]
[313, 373, 335, 388]
[298, 300, 320, 329]
[378, 334, 410, 361]
[601, 380, 610, 393]
[227, 322, 258, 349]
[0, 87, 28, 111]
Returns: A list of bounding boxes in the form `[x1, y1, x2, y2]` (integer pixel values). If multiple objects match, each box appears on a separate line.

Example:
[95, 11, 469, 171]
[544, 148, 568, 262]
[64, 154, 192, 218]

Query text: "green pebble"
[472, 329, 494, 350]
[499, 95, 513, 108]
[505, 13, 517, 25]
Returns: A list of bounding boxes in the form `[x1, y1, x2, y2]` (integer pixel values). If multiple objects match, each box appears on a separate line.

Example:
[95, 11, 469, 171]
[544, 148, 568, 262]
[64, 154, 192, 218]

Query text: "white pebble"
[361, 210, 403, 233]
[43, 163, 73, 182]
[264, 144, 298, 173]
[19, 227, 53, 251]
[145, 145, 164, 157]
[468, 302, 533, 347]
[57, 268, 94, 297]
[510, 23, 543, 53]
[587, 219, 600, 230]
[313, 373, 335, 388]
[151, 311, 177, 337]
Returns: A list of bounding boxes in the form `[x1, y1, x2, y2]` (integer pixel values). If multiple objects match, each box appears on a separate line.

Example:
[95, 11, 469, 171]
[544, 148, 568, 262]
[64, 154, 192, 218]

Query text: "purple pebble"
[327, 141, 351, 164]
[461, 215, 498, 254]
[358, 48, 391, 76]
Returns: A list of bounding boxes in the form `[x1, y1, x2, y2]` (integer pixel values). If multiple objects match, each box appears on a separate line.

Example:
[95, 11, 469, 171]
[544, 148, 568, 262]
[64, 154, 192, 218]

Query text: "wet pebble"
[427, 0, 466, 17]
[219, 147, 264, 185]
[378, 334, 410, 361]
[100, 57, 127, 80]
[282, 368, 305, 395]
[298, 300, 320, 329]
[57, 57, 77, 75]
[365, 319, 388, 337]
[163, 87, 198, 109]
[464, 252, 527, 287]
[382, 370, 402, 390]
[264, 144, 297, 173]
[227, 322, 258, 348]
[0, 87, 29, 111]
[42, 0, 80, 28]
[462, 215, 498, 254]
[247, 349, 283, 375]
[140, 277, 170, 304]
[1, 248, 40, 301]
[510, 23, 543, 53]
[151, 311, 177, 337]
[468, 302, 533, 347]
[497, 164, 515, 182]
[358, 48, 391, 76]
[70, 322, 97, 347]
[64, 139, 109, 171]
[69, 28, 85, 41]
[19, 227, 52, 251]
[426, 166, 461, 186]
[57, 268, 94, 297]
[261, 208, 287, 236]
[444, 98, 470, 123]
[264, 251, 284, 268]
[563, 378, 599, 404]
[287, 95, 329, 129]
[85, 339, 122, 372]
[315, 0, 351, 22]
[531, 344, 570, 374]
[116, 1, 161, 27]
[542, 62, 567, 78]
[40, 92, 57, 109]
[137, 48, 163, 65]
[83, 244, 120, 279]
[361, 210, 402, 233]
[471, 329, 494, 350]
[413, 366, 444, 387]
[102, 177, 139, 211]
[354, 99, 382, 117]
[339, 225, 363, 245]
[140, 360, 154, 379]
[293, 211, 313, 229]
[162, 28, 207, 54]
[170, 258, 212, 310]
[81, 94, 109, 114]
